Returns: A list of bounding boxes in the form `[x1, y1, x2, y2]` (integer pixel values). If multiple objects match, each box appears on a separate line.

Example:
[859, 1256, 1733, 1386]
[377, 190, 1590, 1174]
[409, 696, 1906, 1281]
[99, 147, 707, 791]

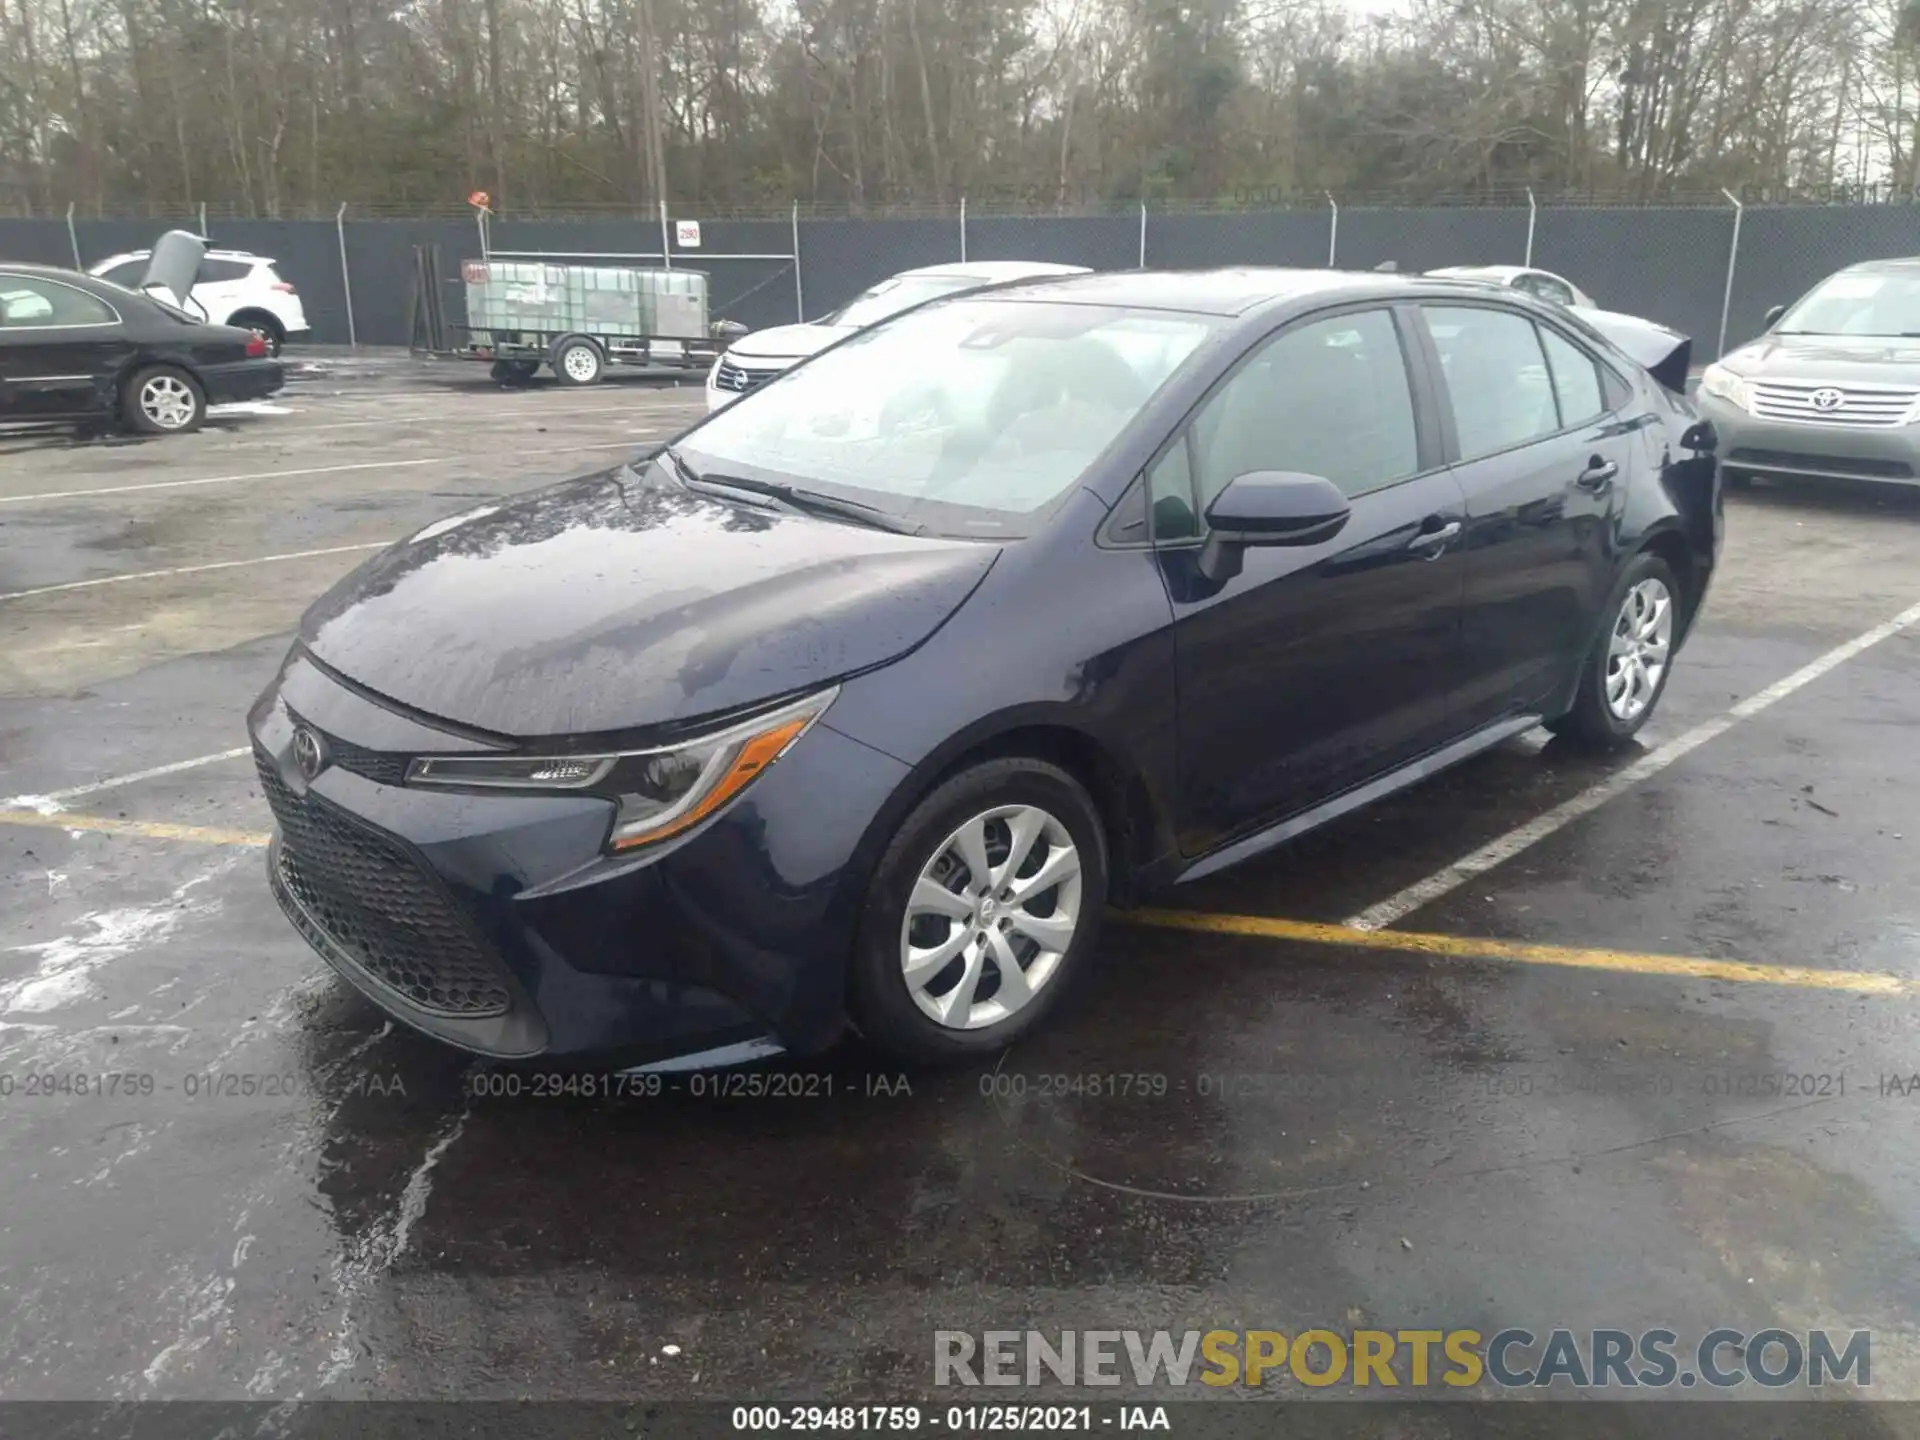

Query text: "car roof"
[0, 261, 106, 283]
[1842, 256, 1920, 274]
[897, 261, 1092, 282]
[90, 248, 270, 266]
[968, 265, 1513, 317]
[1428, 264, 1533, 281]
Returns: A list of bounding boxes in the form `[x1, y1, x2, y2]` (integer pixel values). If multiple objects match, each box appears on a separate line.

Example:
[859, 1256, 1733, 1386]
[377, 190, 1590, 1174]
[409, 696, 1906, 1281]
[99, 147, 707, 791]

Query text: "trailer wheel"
[552, 338, 604, 387]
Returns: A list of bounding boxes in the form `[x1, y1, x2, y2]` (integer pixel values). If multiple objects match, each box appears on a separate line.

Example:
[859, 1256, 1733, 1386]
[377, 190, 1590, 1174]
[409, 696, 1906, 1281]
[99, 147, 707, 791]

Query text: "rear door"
[1159, 304, 1471, 856]
[1416, 301, 1634, 725]
[0, 275, 131, 420]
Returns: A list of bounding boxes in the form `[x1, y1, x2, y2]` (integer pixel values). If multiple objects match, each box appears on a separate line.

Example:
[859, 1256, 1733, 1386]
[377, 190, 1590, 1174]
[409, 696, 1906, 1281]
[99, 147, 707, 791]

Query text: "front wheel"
[850, 759, 1108, 1065]
[1548, 552, 1682, 749]
[123, 365, 207, 435]
[551, 338, 604, 386]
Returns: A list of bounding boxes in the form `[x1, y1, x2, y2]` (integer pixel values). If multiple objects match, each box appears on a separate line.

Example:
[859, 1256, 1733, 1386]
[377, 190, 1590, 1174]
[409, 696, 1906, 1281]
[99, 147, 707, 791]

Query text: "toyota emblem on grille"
[1811, 387, 1846, 412]
[291, 727, 327, 781]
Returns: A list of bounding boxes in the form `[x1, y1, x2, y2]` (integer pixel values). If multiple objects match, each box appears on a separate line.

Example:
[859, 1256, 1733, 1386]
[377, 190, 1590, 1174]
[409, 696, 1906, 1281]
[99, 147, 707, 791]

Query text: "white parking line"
[270, 401, 678, 434]
[0, 459, 451, 506]
[0, 544, 387, 602]
[4, 748, 252, 813]
[1344, 597, 1920, 931]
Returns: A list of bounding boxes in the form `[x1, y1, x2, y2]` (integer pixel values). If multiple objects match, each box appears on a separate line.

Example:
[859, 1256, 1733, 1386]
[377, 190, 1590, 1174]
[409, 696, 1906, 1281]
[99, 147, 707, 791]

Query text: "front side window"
[680, 298, 1218, 537]
[0, 277, 117, 328]
[1424, 305, 1559, 460]
[1184, 308, 1419, 519]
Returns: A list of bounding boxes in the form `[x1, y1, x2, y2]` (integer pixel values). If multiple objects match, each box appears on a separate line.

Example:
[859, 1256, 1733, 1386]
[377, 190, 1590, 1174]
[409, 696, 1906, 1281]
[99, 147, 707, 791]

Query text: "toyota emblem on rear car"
[292, 727, 327, 781]
[1811, 387, 1845, 411]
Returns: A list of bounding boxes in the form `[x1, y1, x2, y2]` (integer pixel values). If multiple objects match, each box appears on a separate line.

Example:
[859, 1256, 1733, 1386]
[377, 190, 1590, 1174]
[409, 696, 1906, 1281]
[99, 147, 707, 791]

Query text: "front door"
[1158, 304, 1472, 858]
[0, 274, 127, 421]
[1416, 303, 1632, 722]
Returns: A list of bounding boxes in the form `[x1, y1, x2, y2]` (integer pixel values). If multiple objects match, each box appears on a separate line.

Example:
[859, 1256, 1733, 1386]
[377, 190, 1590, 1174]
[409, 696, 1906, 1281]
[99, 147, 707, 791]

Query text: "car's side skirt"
[1175, 713, 1544, 885]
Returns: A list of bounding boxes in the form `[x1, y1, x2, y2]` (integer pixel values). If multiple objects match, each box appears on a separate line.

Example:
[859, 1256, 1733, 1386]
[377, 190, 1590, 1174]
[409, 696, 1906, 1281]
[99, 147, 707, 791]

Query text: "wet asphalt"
[2, 354, 1920, 1420]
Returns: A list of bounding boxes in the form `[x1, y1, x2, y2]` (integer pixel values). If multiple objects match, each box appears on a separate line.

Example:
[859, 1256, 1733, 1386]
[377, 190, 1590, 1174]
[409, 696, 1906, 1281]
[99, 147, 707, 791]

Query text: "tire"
[123, 365, 207, 435]
[490, 359, 540, 384]
[551, 338, 604, 387]
[849, 758, 1109, 1065]
[1547, 551, 1683, 750]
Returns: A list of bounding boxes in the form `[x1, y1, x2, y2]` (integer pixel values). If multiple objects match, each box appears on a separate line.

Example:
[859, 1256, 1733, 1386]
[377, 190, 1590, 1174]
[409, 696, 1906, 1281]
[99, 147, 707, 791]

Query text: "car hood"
[1721, 332, 1920, 383]
[297, 465, 999, 739]
[724, 322, 853, 364]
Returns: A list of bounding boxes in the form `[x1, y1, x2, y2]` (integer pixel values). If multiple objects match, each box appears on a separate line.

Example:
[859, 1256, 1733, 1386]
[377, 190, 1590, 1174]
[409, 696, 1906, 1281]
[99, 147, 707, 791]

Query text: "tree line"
[4, 0, 1920, 217]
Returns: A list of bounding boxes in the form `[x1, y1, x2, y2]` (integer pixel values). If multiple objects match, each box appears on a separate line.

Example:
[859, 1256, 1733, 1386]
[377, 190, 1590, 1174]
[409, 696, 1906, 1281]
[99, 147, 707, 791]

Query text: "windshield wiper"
[677, 463, 923, 535]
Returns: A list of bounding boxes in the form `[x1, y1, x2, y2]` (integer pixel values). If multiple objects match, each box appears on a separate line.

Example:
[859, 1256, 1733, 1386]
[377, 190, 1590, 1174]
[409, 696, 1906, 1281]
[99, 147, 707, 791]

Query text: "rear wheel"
[850, 758, 1108, 1065]
[123, 365, 206, 435]
[552, 338, 604, 387]
[1548, 551, 1681, 749]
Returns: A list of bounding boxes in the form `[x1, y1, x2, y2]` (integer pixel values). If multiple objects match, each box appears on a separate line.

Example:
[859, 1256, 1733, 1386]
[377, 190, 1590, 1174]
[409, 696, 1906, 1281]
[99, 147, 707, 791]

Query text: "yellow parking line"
[0, 808, 271, 848]
[1123, 907, 1911, 997]
[0, 804, 1905, 997]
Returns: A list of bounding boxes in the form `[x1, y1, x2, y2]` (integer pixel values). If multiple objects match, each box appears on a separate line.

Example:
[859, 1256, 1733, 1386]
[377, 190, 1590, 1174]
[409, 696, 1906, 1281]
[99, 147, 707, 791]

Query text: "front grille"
[715, 359, 782, 395]
[1726, 447, 1914, 480]
[257, 749, 511, 1017]
[1749, 380, 1920, 428]
[286, 710, 410, 786]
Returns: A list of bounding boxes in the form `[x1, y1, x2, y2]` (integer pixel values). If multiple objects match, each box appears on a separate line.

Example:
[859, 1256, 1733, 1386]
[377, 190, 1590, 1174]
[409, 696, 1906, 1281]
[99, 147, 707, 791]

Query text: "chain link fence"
[3, 198, 1917, 356]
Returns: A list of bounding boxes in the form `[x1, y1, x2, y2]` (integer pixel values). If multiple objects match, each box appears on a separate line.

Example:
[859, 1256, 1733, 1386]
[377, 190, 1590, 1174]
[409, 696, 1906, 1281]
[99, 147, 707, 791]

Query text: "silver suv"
[1699, 258, 1920, 488]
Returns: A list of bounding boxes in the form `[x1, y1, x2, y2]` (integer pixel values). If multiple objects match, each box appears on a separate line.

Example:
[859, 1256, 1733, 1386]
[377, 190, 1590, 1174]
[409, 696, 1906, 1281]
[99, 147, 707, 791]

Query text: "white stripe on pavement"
[0, 544, 387, 602]
[0, 458, 451, 506]
[1343, 596, 1920, 932]
[5, 747, 252, 812]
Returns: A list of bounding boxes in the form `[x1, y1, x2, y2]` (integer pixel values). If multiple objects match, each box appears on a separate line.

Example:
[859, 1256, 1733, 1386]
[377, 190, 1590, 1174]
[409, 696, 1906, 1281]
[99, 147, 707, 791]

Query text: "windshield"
[825, 274, 984, 329]
[678, 298, 1218, 537]
[1777, 271, 1920, 336]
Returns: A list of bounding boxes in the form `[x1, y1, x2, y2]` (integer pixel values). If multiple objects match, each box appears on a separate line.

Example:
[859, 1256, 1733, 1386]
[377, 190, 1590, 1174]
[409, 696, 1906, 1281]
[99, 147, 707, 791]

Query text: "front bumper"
[248, 650, 908, 1066]
[202, 359, 286, 404]
[1700, 393, 1920, 486]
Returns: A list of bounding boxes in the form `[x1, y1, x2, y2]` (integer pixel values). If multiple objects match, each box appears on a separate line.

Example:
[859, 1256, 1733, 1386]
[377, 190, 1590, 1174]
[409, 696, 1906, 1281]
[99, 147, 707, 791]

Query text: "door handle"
[1406, 519, 1462, 555]
[1576, 457, 1619, 490]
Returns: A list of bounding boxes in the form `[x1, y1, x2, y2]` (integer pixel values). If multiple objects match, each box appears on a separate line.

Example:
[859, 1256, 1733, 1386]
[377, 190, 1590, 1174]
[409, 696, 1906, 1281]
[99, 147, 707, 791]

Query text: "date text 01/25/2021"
[731, 1406, 1167, 1432]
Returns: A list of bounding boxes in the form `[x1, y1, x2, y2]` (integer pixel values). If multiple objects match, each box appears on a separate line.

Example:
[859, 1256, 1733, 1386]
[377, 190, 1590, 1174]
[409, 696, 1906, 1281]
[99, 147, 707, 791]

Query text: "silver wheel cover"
[899, 804, 1084, 1031]
[140, 374, 197, 430]
[1605, 576, 1673, 722]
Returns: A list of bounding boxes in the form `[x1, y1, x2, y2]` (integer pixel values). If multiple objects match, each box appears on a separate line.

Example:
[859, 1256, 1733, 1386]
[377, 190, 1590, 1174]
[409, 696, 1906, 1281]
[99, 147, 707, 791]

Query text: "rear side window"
[1424, 305, 1559, 459]
[1538, 325, 1607, 426]
[199, 259, 255, 283]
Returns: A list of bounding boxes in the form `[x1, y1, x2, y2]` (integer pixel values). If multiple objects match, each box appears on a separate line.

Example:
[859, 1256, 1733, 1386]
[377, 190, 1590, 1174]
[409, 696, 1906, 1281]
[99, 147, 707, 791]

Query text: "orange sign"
[468, 190, 491, 209]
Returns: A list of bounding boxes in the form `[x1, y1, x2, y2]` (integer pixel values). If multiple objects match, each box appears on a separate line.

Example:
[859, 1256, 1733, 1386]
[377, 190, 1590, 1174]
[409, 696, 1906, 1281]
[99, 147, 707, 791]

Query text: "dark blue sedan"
[248, 268, 1720, 1068]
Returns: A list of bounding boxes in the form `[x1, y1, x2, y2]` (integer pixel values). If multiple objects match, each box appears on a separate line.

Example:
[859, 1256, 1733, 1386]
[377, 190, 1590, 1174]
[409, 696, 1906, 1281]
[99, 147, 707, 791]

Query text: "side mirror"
[1198, 471, 1352, 582]
[712, 319, 749, 342]
[1763, 304, 1786, 329]
[1679, 419, 1717, 453]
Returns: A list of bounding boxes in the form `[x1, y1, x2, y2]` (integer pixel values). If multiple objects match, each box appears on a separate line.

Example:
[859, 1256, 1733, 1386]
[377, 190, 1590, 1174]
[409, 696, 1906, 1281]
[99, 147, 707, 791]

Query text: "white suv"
[89, 246, 309, 353]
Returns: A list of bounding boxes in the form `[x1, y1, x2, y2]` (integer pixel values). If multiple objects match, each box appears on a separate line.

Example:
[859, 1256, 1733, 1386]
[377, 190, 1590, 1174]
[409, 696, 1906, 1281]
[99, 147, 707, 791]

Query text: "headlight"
[1699, 363, 1751, 411]
[706, 357, 725, 386]
[407, 687, 836, 852]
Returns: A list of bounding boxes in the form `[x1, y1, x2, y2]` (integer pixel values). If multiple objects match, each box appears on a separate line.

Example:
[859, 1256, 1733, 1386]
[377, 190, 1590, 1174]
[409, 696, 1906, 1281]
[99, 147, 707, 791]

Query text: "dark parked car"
[0, 261, 283, 434]
[249, 268, 1720, 1070]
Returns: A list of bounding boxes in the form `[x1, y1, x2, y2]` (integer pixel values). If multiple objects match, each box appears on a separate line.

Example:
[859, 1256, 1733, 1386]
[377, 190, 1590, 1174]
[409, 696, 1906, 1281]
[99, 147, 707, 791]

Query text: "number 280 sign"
[674, 219, 702, 248]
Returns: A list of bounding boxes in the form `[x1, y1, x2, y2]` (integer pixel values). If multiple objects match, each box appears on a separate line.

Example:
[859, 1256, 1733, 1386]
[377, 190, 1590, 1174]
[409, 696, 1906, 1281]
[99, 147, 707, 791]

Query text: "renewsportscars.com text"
[933, 1328, 1871, 1391]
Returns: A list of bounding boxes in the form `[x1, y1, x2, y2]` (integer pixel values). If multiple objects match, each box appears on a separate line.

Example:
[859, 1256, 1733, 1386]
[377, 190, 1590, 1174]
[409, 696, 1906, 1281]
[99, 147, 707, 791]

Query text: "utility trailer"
[407, 246, 747, 386]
